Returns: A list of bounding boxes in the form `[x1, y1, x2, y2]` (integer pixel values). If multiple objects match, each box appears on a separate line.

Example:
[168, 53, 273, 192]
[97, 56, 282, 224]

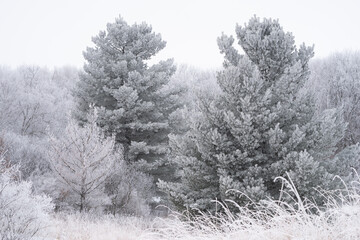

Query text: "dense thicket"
[0, 157, 53, 239]
[0, 66, 78, 186]
[309, 51, 360, 147]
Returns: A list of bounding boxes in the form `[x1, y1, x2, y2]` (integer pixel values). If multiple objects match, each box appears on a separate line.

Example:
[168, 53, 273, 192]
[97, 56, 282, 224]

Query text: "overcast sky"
[1, 0, 360, 69]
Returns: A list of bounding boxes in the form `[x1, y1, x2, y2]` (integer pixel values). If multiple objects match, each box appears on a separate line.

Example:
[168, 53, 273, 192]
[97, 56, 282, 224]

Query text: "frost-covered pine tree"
[159, 17, 360, 212]
[74, 16, 182, 185]
[48, 110, 121, 212]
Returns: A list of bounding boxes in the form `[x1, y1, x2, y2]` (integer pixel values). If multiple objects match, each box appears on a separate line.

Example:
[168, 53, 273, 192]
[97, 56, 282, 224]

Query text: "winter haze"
[1, 0, 360, 68]
[1, 0, 360, 239]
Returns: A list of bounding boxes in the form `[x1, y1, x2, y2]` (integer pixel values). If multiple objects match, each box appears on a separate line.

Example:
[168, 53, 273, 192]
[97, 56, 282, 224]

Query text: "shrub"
[0, 158, 53, 239]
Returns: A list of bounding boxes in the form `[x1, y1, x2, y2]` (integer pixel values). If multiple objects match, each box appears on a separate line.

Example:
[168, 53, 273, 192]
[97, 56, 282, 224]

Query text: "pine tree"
[74, 16, 182, 186]
[159, 17, 360, 212]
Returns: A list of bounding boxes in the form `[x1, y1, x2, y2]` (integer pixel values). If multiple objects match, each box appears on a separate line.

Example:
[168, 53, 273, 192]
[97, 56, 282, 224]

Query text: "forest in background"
[1, 16, 360, 239]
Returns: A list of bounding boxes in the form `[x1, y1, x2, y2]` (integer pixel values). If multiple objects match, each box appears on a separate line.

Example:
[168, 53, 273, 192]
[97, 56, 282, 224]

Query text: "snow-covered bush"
[0, 158, 53, 239]
[105, 163, 153, 216]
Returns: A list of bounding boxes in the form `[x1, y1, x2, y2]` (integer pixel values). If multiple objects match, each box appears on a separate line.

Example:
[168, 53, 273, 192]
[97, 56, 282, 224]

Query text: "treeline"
[0, 63, 217, 216]
[1, 16, 360, 232]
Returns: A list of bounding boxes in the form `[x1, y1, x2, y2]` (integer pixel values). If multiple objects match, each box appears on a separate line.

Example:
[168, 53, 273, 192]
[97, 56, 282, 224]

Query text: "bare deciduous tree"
[48, 110, 121, 212]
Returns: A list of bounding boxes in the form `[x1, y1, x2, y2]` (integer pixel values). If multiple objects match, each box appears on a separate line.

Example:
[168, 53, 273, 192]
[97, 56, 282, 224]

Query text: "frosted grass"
[44, 175, 360, 240]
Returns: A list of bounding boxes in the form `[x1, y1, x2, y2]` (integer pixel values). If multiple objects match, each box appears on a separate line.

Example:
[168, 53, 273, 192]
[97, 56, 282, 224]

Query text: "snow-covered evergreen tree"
[160, 17, 360, 212]
[48, 110, 120, 212]
[74, 16, 183, 186]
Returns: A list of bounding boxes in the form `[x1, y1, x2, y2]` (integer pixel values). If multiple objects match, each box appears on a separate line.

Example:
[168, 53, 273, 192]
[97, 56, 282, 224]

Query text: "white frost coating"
[0, 158, 53, 239]
[48, 109, 122, 212]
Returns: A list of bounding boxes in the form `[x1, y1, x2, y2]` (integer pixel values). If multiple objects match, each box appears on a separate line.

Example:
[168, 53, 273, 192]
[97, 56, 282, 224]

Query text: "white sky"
[1, 0, 360, 69]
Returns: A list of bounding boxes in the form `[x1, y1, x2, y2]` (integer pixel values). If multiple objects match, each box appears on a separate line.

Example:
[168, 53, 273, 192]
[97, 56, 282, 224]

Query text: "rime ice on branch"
[160, 17, 360, 212]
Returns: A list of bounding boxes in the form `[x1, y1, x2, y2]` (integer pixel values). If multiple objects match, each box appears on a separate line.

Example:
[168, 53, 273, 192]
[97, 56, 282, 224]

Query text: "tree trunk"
[80, 193, 85, 212]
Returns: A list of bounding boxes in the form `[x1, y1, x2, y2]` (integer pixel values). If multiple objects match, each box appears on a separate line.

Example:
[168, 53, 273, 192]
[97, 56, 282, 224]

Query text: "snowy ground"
[31, 176, 360, 240]
[41, 197, 360, 240]
[47, 214, 150, 240]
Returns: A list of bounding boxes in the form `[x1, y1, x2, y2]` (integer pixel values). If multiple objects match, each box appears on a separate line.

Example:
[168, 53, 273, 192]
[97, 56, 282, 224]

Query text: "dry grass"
[41, 175, 360, 240]
[46, 213, 152, 240]
[148, 175, 360, 240]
